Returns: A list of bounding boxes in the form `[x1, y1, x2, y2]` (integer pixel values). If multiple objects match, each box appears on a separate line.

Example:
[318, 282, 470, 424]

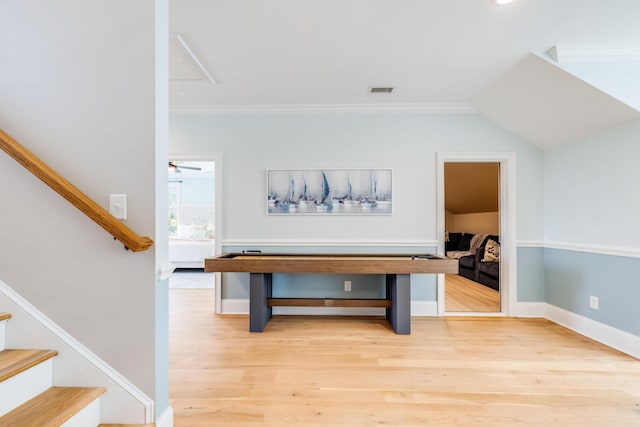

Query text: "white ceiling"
[169, 0, 640, 148]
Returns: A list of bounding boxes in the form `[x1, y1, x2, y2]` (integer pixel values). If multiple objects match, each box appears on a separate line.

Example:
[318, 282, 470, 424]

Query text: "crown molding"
[547, 44, 640, 63]
[169, 102, 476, 115]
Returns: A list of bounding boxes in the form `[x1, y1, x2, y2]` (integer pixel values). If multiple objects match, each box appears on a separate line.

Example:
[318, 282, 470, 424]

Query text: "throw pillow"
[482, 239, 500, 262]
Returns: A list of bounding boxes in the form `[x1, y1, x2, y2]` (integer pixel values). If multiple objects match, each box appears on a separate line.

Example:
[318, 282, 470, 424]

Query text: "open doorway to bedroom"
[436, 152, 516, 317]
[168, 160, 216, 290]
[443, 162, 500, 312]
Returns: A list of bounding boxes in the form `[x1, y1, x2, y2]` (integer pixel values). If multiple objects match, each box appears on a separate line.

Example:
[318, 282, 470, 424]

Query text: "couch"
[446, 232, 500, 291]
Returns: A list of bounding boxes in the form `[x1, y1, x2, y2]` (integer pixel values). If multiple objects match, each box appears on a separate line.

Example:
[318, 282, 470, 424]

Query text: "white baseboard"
[220, 299, 250, 314]
[411, 301, 438, 316]
[515, 302, 547, 317]
[156, 406, 174, 427]
[516, 302, 639, 359]
[545, 304, 640, 360]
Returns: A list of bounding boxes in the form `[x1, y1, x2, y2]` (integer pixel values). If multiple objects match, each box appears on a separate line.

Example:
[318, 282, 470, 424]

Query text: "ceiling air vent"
[370, 87, 394, 94]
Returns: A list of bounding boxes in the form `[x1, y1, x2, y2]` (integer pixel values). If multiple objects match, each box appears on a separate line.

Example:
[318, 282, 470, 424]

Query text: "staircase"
[0, 313, 153, 427]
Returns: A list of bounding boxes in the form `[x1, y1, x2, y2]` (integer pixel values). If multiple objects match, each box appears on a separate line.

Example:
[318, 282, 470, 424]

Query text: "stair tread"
[0, 313, 10, 322]
[0, 386, 106, 426]
[0, 349, 58, 382]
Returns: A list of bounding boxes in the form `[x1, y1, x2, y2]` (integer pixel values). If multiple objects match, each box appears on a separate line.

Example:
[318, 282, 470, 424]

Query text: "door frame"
[169, 153, 223, 313]
[436, 152, 517, 316]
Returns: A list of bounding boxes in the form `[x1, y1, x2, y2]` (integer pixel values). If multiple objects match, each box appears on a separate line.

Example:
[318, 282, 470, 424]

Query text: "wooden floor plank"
[170, 289, 640, 427]
[445, 273, 500, 312]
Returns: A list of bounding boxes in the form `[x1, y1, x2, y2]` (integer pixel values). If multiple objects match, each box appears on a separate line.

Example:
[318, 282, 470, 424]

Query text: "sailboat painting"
[267, 169, 392, 215]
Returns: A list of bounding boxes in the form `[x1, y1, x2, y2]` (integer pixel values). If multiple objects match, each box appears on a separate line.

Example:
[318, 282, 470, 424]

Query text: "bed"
[169, 237, 216, 269]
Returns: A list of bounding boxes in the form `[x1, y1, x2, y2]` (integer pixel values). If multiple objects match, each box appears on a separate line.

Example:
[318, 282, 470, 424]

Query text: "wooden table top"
[204, 253, 458, 274]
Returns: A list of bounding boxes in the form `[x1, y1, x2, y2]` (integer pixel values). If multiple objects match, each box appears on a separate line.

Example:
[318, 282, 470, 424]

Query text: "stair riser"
[61, 397, 102, 427]
[0, 358, 53, 416]
[0, 320, 5, 351]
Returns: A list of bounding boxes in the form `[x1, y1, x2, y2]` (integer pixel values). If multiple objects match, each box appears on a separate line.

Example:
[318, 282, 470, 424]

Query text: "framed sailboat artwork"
[267, 169, 392, 215]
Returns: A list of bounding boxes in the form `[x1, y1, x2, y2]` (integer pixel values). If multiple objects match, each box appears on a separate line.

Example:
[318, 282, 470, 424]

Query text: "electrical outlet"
[344, 281, 352, 292]
[589, 295, 599, 310]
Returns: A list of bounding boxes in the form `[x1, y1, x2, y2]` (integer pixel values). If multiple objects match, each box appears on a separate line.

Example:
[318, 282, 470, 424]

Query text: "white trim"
[545, 304, 640, 360]
[169, 34, 216, 85]
[515, 302, 547, 318]
[156, 406, 174, 427]
[411, 301, 438, 317]
[545, 241, 640, 259]
[170, 103, 476, 115]
[220, 299, 250, 314]
[158, 262, 175, 281]
[444, 311, 506, 317]
[517, 240, 545, 248]
[547, 44, 640, 63]
[0, 280, 154, 422]
[435, 152, 517, 317]
[476, 301, 640, 360]
[221, 239, 438, 248]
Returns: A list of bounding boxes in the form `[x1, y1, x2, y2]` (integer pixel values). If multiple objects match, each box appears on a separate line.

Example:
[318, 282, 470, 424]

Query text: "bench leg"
[386, 274, 411, 334]
[249, 272, 272, 332]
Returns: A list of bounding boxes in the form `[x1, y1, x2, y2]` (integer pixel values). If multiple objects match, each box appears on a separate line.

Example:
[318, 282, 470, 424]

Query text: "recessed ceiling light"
[494, 0, 513, 5]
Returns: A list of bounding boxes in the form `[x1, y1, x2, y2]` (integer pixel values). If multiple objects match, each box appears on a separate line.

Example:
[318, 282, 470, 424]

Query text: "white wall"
[170, 112, 544, 244]
[544, 119, 640, 247]
[0, 0, 158, 401]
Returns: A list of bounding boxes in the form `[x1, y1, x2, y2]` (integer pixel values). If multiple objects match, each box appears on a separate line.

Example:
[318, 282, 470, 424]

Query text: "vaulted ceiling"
[169, 0, 640, 149]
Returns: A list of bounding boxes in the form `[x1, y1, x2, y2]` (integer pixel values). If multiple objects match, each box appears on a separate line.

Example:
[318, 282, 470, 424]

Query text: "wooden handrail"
[0, 129, 153, 252]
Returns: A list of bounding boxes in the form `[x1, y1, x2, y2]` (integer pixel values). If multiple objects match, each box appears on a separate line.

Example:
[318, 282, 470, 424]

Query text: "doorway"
[167, 160, 219, 298]
[443, 162, 500, 313]
[436, 152, 516, 316]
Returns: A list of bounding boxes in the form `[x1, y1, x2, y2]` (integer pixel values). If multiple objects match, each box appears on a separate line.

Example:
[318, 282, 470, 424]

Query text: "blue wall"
[545, 249, 640, 336]
[544, 120, 640, 335]
[517, 247, 545, 302]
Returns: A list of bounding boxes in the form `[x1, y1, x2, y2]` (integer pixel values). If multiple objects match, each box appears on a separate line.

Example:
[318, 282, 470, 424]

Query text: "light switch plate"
[109, 194, 127, 220]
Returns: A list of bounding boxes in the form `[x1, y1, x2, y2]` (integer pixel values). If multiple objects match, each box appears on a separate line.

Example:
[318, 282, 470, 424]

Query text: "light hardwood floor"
[170, 289, 640, 427]
[445, 274, 500, 312]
